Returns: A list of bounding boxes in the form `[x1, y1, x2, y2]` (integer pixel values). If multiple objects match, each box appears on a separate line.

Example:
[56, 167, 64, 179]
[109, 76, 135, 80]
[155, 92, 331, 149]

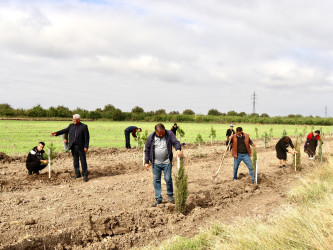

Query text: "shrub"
[87, 111, 102, 120]
[0, 103, 15, 116]
[174, 156, 188, 214]
[27, 104, 46, 117]
[112, 109, 126, 121]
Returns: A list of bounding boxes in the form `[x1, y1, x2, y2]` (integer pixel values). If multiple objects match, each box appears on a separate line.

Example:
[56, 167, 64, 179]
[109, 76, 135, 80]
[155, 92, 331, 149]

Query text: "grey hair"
[73, 114, 81, 119]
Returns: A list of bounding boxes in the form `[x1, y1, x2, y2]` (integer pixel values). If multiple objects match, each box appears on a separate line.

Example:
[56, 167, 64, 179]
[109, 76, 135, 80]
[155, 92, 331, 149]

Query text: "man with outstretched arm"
[124, 126, 142, 148]
[230, 127, 256, 183]
[144, 123, 182, 207]
[51, 114, 90, 182]
[26, 141, 48, 175]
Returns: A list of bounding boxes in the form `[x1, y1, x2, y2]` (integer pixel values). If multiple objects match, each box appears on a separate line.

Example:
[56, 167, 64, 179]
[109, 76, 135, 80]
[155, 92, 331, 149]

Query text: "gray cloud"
[0, 0, 332, 116]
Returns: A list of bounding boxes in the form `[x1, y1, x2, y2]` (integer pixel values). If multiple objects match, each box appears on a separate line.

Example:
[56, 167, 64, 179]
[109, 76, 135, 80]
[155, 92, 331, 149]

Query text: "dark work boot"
[83, 176, 88, 182]
[28, 171, 33, 175]
[153, 200, 162, 207]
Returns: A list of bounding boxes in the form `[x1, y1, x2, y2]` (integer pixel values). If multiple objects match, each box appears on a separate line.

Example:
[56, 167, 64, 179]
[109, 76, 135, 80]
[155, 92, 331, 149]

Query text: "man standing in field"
[124, 126, 142, 149]
[144, 123, 182, 207]
[226, 124, 235, 151]
[51, 114, 90, 182]
[229, 127, 256, 183]
[26, 141, 48, 175]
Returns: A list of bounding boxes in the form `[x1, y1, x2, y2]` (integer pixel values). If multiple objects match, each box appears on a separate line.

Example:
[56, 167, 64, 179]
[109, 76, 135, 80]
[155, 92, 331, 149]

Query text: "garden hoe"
[212, 137, 232, 182]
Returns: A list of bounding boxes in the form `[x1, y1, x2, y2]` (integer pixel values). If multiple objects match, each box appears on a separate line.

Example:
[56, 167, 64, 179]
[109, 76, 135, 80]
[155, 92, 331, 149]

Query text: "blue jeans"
[152, 163, 173, 201]
[233, 153, 254, 183]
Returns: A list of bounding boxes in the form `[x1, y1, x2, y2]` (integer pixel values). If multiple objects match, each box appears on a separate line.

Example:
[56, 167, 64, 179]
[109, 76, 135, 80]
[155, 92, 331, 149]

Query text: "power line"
[251, 91, 257, 114]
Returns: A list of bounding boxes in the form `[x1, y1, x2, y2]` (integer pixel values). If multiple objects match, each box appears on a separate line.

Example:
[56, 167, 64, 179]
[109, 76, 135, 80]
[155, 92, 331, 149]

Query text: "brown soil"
[1, 138, 332, 249]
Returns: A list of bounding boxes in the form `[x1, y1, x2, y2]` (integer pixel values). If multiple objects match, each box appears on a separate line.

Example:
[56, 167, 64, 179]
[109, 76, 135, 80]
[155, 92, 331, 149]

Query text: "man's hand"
[84, 148, 88, 153]
[64, 139, 68, 143]
[41, 160, 48, 164]
[252, 143, 256, 147]
[177, 150, 183, 158]
[145, 164, 150, 171]
[51, 132, 57, 136]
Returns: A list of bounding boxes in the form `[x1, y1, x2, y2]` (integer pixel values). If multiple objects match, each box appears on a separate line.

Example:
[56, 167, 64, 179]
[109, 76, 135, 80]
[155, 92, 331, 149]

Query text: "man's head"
[236, 127, 243, 135]
[73, 114, 81, 125]
[284, 137, 290, 143]
[314, 130, 320, 136]
[37, 141, 45, 152]
[138, 128, 142, 132]
[155, 123, 166, 138]
[174, 123, 178, 128]
[230, 124, 234, 130]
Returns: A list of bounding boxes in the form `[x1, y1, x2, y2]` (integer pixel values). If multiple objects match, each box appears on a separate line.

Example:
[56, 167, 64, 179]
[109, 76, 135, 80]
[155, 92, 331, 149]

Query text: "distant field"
[0, 120, 332, 155]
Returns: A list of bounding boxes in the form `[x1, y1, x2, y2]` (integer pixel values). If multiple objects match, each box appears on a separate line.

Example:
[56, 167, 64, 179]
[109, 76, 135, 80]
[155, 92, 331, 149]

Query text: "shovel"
[212, 137, 232, 182]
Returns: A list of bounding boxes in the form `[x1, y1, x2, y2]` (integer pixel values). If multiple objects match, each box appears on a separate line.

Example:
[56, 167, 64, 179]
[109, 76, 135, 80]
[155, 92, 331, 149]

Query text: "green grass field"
[0, 120, 332, 155]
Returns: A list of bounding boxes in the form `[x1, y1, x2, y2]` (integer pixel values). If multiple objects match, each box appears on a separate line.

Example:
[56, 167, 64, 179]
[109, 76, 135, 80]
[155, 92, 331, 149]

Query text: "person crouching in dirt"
[275, 136, 297, 168]
[26, 142, 48, 175]
[124, 126, 142, 149]
[230, 127, 256, 183]
[226, 124, 235, 151]
[144, 123, 182, 207]
[304, 130, 321, 160]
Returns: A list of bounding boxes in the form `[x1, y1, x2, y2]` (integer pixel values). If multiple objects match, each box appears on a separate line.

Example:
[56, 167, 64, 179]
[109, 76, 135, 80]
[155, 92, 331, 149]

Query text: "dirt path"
[1, 137, 332, 249]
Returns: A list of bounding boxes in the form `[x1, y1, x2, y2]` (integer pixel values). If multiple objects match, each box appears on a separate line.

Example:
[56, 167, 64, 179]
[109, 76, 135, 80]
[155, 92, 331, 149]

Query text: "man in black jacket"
[26, 141, 48, 175]
[51, 114, 90, 182]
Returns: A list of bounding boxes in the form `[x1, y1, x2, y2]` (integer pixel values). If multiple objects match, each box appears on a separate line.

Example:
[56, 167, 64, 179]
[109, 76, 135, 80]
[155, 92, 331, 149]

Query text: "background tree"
[0, 103, 15, 116]
[131, 106, 144, 114]
[87, 111, 102, 120]
[238, 112, 247, 117]
[260, 113, 270, 117]
[208, 109, 221, 116]
[27, 105, 46, 117]
[182, 109, 195, 115]
[169, 111, 180, 115]
[227, 110, 238, 116]
[72, 107, 89, 118]
[155, 109, 167, 115]
[174, 156, 188, 214]
[112, 109, 126, 121]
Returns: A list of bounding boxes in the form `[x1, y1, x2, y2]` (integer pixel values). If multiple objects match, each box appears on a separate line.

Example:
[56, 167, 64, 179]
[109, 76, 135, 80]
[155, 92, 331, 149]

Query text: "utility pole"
[251, 91, 257, 114]
[325, 105, 328, 118]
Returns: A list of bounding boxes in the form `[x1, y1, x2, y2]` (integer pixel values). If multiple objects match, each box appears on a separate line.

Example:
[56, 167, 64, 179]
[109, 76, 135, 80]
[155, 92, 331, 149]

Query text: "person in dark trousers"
[304, 130, 321, 160]
[26, 142, 48, 175]
[275, 136, 297, 168]
[226, 124, 235, 151]
[230, 127, 256, 183]
[124, 126, 142, 148]
[51, 114, 90, 182]
[171, 123, 178, 135]
[144, 123, 182, 207]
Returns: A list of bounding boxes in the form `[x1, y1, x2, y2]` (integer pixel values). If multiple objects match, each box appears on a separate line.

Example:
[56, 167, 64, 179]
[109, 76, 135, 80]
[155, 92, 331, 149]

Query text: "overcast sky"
[0, 0, 332, 116]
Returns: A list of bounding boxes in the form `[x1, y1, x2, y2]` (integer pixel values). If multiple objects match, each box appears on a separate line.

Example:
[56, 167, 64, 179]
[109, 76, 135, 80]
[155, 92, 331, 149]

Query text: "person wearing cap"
[171, 123, 178, 135]
[124, 126, 142, 148]
[304, 130, 322, 160]
[226, 124, 235, 150]
[51, 114, 90, 182]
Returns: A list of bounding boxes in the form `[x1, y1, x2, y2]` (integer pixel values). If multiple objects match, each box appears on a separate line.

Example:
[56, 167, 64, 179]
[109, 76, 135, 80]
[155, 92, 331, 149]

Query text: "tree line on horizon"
[0, 103, 331, 125]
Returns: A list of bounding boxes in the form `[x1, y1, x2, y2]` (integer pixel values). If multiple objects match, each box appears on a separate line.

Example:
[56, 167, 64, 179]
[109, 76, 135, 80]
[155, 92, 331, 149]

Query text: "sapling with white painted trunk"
[209, 126, 216, 144]
[195, 133, 204, 157]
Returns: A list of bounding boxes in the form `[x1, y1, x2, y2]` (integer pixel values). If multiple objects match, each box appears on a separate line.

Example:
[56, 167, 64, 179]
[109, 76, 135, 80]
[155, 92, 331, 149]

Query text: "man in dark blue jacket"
[124, 126, 142, 148]
[51, 114, 90, 182]
[144, 123, 182, 207]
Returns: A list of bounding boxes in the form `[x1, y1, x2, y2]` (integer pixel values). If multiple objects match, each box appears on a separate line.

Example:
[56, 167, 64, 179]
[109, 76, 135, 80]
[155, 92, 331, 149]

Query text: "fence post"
[48, 148, 51, 179]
